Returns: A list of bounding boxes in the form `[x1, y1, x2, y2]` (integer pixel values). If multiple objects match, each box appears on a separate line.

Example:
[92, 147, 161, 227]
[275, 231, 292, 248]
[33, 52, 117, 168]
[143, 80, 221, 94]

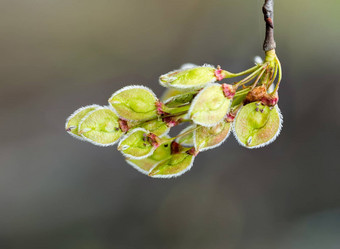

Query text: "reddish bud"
[222, 84, 236, 99]
[214, 68, 225, 81]
[225, 113, 235, 122]
[147, 133, 161, 149]
[119, 119, 129, 132]
[186, 148, 199, 157]
[155, 101, 167, 115]
[261, 93, 279, 106]
[171, 141, 181, 154]
[163, 117, 179, 128]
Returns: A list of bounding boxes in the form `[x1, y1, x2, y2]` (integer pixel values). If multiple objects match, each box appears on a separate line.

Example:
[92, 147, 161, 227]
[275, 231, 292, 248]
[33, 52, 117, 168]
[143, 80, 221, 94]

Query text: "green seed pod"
[65, 104, 101, 140]
[149, 152, 195, 178]
[139, 119, 169, 136]
[233, 101, 282, 148]
[118, 128, 158, 159]
[78, 107, 123, 146]
[194, 121, 231, 152]
[163, 91, 197, 108]
[126, 138, 172, 175]
[108, 85, 158, 121]
[175, 125, 195, 147]
[189, 83, 231, 127]
[159, 64, 217, 90]
[160, 88, 186, 102]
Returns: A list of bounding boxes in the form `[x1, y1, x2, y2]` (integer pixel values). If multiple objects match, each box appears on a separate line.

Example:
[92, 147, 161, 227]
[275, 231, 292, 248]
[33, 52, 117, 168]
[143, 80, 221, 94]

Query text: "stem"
[223, 65, 260, 79]
[271, 56, 282, 94]
[235, 64, 268, 88]
[262, 0, 276, 51]
[267, 62, 278, 88]
[250, 66, 267, 89]
[162, 104, 191, 115]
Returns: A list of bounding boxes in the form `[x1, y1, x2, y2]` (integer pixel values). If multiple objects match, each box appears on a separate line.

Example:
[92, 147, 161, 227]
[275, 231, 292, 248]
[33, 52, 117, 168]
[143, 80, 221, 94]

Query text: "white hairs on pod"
[65, 104, 102, 141]
[78, 106, 121, 147]
[180, 63, 198, 70]
[125, 160, 150, 176]
[117, 128, 156, 160]
[148, 155, 195, 179]
[232, 105, 283, 149]
[193, 121, 231, 152]
[108, 85, 158, 121]
[175, 124, 196, 147]
[159, 64, 216, 90]
[188, 83, 230, 127]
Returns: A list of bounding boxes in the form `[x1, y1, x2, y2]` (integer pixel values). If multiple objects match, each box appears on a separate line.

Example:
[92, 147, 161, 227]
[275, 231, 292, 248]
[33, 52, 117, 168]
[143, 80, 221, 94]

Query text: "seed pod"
[78, 107, 123, 146]
[163, 91, 197, 108]
[118, 128, 159, 159]
[194, 121, 231, 152]
[159, 64, 217, 90]
[189, 83, 231, 127]
[233, 101, 282, 148]
[148, 152, 195, 178]
[126, 138, 172, 175]
[65, 104, 101, 140]
[139, 119, 169, 136]
[160, 88, 185, 102]
[176, 125, 195, 147]
[108, 85, 158, 121]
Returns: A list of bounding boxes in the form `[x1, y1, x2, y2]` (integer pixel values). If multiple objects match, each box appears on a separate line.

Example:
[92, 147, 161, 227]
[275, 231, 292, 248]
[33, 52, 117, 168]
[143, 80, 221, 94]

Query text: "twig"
[262, 0, 276, 51]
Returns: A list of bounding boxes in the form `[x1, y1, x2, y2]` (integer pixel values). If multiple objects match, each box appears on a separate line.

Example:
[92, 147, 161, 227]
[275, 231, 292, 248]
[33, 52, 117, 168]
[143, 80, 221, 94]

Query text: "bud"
[118, 128, 159, 159]
[233, 101, 282, 148]
[189, 83, 231, 127]
[159, 64, 218, 90]
[221, 83, 236, 99]
[139, 119, 169, 136]
[65, 104, 101, 139]
[126, 138, 172, 174]
[108, 85, 158, 121]
[148, 152, 195, 178]
[261, 93, 279, 106]
[245, 85, 267, 104]
[194, 121, 231, 151]
[176, 125, 195, 146]
[78, 107, 124, 146]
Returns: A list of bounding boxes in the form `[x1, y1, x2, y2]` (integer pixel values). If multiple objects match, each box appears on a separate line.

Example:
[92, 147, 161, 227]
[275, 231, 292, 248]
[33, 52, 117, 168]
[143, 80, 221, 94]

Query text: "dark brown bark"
[262, 0, 276, 51]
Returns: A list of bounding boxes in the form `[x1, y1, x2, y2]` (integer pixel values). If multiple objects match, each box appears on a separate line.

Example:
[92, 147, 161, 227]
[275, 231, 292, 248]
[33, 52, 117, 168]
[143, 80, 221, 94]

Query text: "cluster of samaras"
[66, 51, 282, 178]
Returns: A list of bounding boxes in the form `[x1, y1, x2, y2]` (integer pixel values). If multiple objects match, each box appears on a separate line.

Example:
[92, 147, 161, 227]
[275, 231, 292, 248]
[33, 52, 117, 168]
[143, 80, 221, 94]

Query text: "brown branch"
[262, 0, 276, 51]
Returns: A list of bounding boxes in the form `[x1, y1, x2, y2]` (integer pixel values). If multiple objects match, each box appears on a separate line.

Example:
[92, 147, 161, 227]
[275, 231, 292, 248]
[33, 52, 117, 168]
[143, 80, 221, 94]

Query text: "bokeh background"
[0, 0, 339, 248]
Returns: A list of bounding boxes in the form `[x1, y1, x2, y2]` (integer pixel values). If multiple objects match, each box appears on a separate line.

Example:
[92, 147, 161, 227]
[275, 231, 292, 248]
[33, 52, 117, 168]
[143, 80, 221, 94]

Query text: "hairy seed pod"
[126, 138, 172, 175]
[189, 83, 231, 127]
[233, 101, 282, 148]
[108, 85, 158, 121]
[65, 104, 101, 139]
[148, 152, 195, 178]
[139, 119, 169, 136]
[159, 64, 217, 90]
[78, 107, 124, 146]
[194, 121, 231, 152]
[118, 128, 158, 159]
[176, 125, 195, 147]
[163, 91, 197, 108]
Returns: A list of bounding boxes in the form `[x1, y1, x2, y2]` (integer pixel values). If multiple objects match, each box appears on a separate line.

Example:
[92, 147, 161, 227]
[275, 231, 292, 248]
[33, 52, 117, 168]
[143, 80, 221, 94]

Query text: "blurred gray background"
[0, 0, 339, 248]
